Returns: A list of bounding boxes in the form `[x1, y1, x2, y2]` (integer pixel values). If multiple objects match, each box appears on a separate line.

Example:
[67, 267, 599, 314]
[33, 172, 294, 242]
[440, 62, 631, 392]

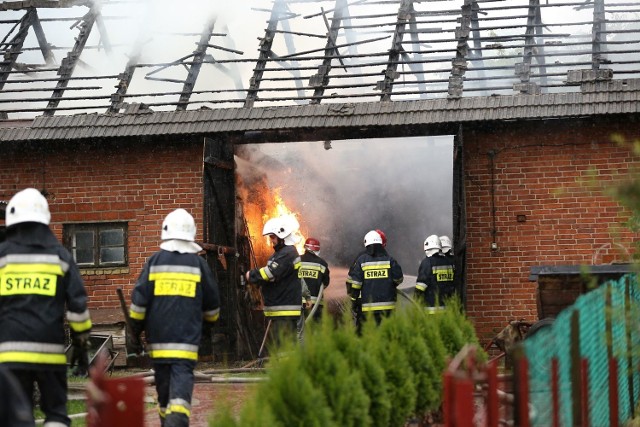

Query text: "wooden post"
[487, 361, 499, 427]
[570, 310, 582, 426]
[551, 358, 560, 427]
[443, 371, 452, 426]
[453, 377, 475, 427]
[609, 357, 619, 427]
[580, 358, 590, 427]
[517, 357, 531, 427]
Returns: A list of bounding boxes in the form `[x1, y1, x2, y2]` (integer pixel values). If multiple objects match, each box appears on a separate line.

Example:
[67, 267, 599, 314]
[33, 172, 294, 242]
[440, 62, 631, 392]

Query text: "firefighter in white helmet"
[349, 230, 403, 331]
[299, 237, 330, 321]
[246, 216, 302, 349]
[415, 234, 456, 312]
[129, 208, 220, 427]
[439, 235, 453, 258]
[0, 188, 92, 426]
[345, 228, 388, 296]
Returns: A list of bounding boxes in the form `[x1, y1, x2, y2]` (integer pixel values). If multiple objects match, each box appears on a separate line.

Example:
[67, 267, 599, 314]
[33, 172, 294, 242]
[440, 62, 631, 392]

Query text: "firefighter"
[346, 229, 386, 295]
[0, 365, 35, 426]
[245, 216, 302, 348]
[349, 230, 403, 331]
[0, 188, 92, 426]
[415, 234, 456, 312]
[299, 237, 330, 321]
[128, 208, 221, 427]
[439, 235, 454, 261]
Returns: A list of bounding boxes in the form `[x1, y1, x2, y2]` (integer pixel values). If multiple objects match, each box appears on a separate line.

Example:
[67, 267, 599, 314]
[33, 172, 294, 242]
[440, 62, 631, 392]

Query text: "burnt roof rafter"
[448, 0, 472, 98]
[177, 17, 217, 111]
[30, 9, 55, 65]
[0, 9, 35, 91]
[514, 0, 545, 94]
[379, 0, 414, 101]
[309, 0, 349, 104]
[244, 0, 288, 108]
[0, 0, 638, 118]
[592, 0, 607, 69]
[43, 6, 97, 116]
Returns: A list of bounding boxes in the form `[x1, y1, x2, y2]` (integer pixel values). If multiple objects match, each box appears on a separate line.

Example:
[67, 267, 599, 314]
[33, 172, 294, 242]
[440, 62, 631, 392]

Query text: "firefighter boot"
[165, 412, 189, 427]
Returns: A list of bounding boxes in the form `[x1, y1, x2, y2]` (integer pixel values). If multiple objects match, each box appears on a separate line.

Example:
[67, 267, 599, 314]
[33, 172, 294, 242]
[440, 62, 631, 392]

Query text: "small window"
[64, 223, 128, 267]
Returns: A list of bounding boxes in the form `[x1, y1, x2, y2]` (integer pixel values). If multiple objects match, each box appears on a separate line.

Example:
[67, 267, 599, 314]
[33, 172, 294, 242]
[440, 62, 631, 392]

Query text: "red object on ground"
[87, 353, 146, 427]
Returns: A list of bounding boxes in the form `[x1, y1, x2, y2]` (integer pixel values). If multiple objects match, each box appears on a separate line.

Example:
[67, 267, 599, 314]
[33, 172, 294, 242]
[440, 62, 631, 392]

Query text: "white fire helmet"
[424, 234, 441, 257]
[363, 230, 383, 247]
[262, 216, 300, 246]
[439, 235, 453, 254]
[161, 208, 197, 242]
[6, 188, 51, 227]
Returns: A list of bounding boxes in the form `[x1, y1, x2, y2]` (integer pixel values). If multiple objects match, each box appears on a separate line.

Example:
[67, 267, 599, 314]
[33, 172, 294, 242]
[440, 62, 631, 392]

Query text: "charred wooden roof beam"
[379, 0, 413, 101]
[0, 10, 34, 91]
[177, 17, 217, 111]
[468, 0, 486, 83]
[30, 9, 55, 65]
[514, 0, 543, 95]
[592, 0, 607, 70]
[43, 7, 97, 116]
[448, 0, 472, 98]
[244, 0, 287, 108]
[309, 0, 348, 105]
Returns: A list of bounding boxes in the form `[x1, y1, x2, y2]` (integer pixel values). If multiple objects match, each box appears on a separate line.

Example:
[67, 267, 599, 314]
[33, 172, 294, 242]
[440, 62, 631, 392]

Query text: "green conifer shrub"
[381, 306, 440, 415]
[299, 316, 371, 427]
[361, 314, 417, 426]
[405, 301, 448, 399]
[328, 311, 391, 427]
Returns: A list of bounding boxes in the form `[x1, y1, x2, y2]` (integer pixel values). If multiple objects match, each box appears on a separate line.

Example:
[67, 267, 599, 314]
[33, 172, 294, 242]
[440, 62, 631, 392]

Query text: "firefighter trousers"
[11, 368, 70, 426]
[154, 360, 196, 427]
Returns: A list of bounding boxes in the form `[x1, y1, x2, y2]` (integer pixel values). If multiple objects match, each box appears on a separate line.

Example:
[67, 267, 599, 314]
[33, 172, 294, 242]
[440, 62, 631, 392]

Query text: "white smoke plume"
[236, 135, 453, 276]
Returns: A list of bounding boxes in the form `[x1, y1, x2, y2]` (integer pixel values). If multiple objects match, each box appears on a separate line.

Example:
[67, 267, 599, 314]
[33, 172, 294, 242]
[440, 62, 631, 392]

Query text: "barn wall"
[0, 137, 204, 309]
[463, 118, 640, 341]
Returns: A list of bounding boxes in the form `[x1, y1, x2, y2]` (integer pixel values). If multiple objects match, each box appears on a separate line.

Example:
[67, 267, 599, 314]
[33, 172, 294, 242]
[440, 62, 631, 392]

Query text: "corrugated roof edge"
[0, 81, 638, 143]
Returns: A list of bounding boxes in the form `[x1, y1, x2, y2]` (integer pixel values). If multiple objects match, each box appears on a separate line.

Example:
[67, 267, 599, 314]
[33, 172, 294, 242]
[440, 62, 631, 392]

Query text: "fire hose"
[305, 284, 325, 323]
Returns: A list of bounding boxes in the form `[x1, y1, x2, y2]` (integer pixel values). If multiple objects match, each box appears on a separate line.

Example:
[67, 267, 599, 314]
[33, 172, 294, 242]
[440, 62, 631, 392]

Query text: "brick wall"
[0, 137, 204, 309]
[464, 119, 640, 341]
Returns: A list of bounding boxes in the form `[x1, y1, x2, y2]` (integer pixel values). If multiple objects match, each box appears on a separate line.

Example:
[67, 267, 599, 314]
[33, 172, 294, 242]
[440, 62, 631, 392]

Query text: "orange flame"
[262, 188, 306, 254]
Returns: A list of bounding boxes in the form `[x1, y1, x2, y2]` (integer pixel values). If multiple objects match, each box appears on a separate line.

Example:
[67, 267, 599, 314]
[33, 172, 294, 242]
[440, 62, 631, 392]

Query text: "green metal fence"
[521, 274, 640, 426]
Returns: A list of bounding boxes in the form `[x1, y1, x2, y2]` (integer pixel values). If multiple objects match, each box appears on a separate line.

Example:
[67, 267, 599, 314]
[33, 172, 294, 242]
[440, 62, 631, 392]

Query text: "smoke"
[236, 135, 453, 276]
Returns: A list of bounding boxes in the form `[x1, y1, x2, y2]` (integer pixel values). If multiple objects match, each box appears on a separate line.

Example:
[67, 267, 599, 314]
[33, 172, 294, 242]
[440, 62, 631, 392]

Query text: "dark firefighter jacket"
[345, 249, 365, 294]
[349, 245, 404, 312]
[248, 244, 302, 318]
[129, 250, 221, 362]
[299, 251, 330, 304]
[415, 253, 455, 309]
[0, 223, 92, 369]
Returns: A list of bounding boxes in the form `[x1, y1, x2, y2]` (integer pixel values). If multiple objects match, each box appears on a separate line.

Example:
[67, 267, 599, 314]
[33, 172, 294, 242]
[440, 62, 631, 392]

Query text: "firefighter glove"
[351, 297, 362, 317]
[126, 330, 144, 358]
[70, 331, 91, 377]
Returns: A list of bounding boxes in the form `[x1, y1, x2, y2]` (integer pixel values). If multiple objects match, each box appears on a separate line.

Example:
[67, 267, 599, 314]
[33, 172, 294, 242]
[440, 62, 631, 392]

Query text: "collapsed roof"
[0, 0, 637, 121]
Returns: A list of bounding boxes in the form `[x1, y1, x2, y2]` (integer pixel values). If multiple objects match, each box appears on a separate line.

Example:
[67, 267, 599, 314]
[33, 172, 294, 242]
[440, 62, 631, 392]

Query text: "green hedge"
[210, 297, 484, 427]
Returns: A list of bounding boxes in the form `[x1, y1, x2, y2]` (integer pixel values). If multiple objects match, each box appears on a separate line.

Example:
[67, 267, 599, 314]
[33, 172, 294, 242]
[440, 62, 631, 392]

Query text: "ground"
[143, 382, 253, 427]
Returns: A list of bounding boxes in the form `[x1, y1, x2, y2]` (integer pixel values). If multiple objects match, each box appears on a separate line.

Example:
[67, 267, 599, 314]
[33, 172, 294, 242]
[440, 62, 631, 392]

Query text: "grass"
[34, 399, 87, 426]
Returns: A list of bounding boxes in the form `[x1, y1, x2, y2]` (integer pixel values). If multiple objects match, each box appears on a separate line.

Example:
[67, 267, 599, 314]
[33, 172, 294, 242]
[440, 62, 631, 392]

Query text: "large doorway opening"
[236, 135, 454, 299]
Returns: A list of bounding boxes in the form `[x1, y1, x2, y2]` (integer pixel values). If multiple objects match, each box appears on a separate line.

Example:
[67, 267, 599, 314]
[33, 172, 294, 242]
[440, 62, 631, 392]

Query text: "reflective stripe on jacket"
[299, 251, 330, 304]
[0, 224, 91, 369]
[415, 254, 455, 307]
[349, 246, 403, 312]
[248, 245, 302, 318]
[130, 249, 221, 361]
